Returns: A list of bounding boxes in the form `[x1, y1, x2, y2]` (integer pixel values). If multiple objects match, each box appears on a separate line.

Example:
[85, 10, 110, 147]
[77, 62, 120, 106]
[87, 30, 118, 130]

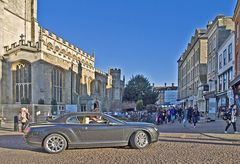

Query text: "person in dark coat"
[187, 106, 193, 124]
[162, 109, 167, 124]
[192, 107, 199, 128]
[224, 104, 239, 134]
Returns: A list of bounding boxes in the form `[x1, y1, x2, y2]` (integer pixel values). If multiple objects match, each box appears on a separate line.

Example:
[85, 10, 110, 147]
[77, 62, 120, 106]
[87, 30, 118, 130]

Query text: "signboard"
[208, 98, 216, 120]
[209, 98, 216, 113]
[164, 90, 177, 105]
[227, 89, 234, 106]
[65, 105, 77, 113]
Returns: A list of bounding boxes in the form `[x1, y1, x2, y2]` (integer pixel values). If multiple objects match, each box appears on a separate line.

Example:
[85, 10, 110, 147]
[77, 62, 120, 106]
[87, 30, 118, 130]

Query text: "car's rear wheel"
[129, 131, 149, 149]
[43, 134, 67, 154]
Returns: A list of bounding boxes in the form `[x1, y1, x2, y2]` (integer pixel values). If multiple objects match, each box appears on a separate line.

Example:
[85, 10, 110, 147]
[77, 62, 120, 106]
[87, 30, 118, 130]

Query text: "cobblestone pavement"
[0, 119, 240, 164]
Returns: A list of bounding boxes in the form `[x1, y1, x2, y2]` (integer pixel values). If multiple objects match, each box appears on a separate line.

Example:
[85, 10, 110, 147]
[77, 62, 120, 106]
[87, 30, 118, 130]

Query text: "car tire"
[43, 133, 67, 154]
[129, 131, 149, 149]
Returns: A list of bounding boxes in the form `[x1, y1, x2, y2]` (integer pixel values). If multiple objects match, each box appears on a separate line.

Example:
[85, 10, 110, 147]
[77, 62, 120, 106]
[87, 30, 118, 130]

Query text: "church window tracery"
[52, 67, 64, 103]
[15, 62, 32, 103]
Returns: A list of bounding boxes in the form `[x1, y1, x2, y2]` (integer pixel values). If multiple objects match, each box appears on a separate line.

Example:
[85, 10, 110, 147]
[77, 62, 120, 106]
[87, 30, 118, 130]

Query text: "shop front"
[230, 75, 240, 113]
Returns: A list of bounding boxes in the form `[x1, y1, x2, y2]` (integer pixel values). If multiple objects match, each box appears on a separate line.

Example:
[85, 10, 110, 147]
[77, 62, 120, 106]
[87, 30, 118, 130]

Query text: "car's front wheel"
[129, 131, 149, 149]
[43, 134, 67, 154]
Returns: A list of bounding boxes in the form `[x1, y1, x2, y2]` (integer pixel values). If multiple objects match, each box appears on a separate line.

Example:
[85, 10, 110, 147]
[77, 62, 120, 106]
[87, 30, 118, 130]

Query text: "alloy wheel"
[45, 135, 66, 153]
[136, 131, 148, 148]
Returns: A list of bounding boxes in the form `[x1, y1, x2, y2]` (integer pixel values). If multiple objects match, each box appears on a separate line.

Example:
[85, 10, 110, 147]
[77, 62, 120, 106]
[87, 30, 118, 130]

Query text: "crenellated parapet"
[41, 28, 95, 71]
[3, 38, 40, 54]
[95, 69, 108, 76]
[109, 68, 121, 74]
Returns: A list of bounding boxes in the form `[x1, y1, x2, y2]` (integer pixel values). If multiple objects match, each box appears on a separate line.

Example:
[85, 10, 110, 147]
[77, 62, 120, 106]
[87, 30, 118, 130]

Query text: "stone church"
[0, 0, 124, 114]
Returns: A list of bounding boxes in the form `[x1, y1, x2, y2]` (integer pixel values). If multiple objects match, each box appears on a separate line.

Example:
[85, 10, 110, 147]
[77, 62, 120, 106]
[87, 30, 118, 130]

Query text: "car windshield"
[104, 114, 126, 124]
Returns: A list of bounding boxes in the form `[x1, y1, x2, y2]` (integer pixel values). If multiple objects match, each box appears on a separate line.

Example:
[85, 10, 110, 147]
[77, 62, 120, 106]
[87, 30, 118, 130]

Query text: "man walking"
[192, 106, 199, 128]
[224, 104, 239, 134]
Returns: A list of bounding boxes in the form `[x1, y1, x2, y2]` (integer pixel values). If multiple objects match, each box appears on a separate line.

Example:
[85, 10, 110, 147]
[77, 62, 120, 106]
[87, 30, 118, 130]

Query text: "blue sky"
[38, 0, 237, 86]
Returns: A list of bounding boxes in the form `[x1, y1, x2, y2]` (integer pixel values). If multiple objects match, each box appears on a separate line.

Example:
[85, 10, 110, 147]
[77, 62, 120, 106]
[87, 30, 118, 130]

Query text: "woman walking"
[19, 107, 30, 132]
[224, 104, 238, 134]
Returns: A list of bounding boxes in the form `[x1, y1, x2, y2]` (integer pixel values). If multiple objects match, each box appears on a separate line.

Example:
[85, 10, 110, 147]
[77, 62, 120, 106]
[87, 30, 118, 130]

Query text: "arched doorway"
[93, 101, 100, 112]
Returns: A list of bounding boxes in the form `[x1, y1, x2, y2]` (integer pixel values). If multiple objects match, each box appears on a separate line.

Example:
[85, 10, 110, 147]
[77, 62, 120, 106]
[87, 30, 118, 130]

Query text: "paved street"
[0, 119, 240, 164]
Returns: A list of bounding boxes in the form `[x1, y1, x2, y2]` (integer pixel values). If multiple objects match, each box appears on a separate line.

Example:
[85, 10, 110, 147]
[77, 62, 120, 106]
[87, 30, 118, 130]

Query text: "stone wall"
[31, 60, 52, 104]
[0, 104, 55, 123]
[1, 0, 35, 53]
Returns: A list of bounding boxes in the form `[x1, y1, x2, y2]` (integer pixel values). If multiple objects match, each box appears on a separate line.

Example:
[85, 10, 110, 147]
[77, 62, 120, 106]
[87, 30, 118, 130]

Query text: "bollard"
[14, 115, 19, 131]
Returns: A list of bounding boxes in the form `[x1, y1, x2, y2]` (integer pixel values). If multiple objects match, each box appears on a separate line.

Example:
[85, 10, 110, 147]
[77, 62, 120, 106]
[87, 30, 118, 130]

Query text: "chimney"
[172, 83, 174, 87]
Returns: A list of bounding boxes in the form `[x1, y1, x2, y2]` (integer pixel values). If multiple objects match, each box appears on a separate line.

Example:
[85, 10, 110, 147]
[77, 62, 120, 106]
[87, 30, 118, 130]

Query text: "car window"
[77, 115, 108, 125]
[104, 114, 125, 124]
[66, 116, 80, 124]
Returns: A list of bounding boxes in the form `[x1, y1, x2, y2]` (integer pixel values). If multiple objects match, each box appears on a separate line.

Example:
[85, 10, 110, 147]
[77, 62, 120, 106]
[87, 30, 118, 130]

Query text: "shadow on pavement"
[200, 133, 240, 142]
[0, 134, 44, 153]
[159, 139, 240, 146]
[161, 134, 240, 142]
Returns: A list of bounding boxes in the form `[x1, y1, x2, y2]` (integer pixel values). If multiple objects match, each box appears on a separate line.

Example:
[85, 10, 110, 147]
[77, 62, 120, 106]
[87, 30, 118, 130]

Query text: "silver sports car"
[24, 112, 159, 153]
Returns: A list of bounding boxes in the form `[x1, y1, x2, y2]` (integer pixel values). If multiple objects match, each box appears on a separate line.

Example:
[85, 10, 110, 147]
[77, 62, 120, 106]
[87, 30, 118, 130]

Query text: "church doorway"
[93, 101, 100, 112]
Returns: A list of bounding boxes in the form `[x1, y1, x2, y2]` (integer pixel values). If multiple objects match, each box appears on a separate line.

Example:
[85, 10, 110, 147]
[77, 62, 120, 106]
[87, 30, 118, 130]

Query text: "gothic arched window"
[52, 68, 64, 103]
[15, 62, 32, 103]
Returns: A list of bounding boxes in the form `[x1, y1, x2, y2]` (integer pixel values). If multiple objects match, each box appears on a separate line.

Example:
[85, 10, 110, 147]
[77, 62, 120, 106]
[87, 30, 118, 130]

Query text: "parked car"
[24, 112, 159, 153]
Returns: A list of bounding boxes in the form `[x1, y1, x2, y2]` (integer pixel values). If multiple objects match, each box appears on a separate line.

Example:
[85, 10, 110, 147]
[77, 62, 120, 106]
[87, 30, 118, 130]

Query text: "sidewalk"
[158, 117, 240, 133]
[0, 122, 22, 136]
[158, 118, 240, 144]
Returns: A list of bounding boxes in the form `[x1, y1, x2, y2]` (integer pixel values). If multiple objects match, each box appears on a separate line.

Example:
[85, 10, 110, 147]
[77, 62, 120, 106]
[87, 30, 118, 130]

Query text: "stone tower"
[109, 68, 123, 111]
[110, 68, 121, 100]
[0, 0, 39, 102]
[0, 0, 39, 55]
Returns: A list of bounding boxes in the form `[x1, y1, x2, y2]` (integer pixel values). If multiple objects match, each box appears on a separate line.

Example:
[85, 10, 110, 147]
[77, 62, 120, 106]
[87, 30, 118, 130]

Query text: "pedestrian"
[192, 107, 199, 128]
[155, 113, 160, 125]
[162, 109, 167, 124]
[183, 107, 188, 127]
[170, 107, 176, 123]
[20, 107, 29, 132]
[224, 104, 239, 134]
[187, 106, 193, 124]
[167, 109, 171, 122]
[177, 107, 183, 123]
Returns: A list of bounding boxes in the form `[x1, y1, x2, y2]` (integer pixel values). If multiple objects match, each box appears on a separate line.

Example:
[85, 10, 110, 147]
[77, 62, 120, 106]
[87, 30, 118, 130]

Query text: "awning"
[204, 91, 216, 99]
